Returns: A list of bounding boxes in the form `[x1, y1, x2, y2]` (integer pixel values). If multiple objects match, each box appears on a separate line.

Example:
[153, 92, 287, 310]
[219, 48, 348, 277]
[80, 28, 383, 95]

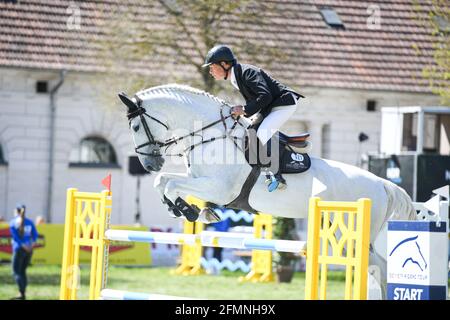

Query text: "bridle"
[127, 95, 245, 163]
[127, 100, 169, 157]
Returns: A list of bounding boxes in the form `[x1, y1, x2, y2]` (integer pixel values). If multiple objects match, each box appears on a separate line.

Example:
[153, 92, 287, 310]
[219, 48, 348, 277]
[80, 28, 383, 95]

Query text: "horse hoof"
[198, 207, 222, 224]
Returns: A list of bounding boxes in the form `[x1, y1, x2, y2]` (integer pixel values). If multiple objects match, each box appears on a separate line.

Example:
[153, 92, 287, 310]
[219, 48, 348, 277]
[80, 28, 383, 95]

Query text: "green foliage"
[272, 217, 299, 267]
[413, 0, 450, 105]
[96, 0, 287, 96]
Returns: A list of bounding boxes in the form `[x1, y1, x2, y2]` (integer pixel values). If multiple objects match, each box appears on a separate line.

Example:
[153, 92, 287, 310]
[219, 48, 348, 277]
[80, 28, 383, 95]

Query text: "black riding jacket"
[233, 63, 304, 117]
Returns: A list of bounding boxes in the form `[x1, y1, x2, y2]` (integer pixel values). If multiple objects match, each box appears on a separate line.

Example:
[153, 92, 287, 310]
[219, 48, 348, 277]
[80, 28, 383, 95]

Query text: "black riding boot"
[265, 134, 287, 191]
[246, 129, 270, 168]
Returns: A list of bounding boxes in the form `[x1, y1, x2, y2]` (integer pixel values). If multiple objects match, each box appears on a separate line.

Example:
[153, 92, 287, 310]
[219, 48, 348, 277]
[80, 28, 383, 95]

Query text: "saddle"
[277, 132, 311, 173]
[244, 113, 311, 174]
[163, 113, 313, 220]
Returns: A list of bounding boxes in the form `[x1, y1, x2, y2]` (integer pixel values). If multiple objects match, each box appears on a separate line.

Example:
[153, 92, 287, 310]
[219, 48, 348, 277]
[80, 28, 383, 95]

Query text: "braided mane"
[137, 83, 230, 107]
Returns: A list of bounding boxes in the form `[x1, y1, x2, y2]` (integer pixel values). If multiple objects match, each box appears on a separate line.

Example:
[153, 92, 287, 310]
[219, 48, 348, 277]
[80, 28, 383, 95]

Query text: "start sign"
[387, 221, 448, 300]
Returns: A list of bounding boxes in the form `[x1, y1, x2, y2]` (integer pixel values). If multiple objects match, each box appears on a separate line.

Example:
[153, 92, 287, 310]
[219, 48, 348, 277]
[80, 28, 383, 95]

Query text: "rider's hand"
[231, 105, 245, 118]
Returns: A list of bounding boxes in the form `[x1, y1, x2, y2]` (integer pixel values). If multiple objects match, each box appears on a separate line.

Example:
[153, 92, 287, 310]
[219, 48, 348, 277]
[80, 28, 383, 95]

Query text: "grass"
[0, 263, 348, 300]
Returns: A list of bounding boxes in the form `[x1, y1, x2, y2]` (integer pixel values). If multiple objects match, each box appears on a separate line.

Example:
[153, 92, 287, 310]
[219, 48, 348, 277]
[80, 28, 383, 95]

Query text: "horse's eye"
[132, 123, 140, 132]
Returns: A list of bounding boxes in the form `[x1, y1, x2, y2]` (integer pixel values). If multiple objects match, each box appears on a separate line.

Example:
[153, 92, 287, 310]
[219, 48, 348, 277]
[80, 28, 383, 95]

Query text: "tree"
[413, 0, 450, 105]
[273, 216, 299, 283]
[98, 0, 287, 96]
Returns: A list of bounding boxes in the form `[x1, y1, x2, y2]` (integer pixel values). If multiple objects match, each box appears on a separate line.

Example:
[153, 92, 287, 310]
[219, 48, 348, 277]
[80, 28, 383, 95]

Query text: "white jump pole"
[104, 229, 307, 255]
[100, 289, 194, 300]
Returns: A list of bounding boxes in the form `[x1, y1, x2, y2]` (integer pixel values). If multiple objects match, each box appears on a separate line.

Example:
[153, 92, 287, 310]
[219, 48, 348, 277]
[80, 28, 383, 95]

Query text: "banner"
[0, 223, 151, 265]
[387, 221, 448, 300]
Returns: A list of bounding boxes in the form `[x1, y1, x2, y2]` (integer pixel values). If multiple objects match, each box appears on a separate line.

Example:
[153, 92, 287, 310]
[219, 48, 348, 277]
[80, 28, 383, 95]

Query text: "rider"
[202, 44, 304, 191]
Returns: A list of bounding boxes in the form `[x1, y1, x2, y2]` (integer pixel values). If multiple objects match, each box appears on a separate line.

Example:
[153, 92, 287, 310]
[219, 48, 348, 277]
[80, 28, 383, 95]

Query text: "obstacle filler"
[175, 199, 274, 282]
[238, 213, 274, 282]
[60, 188, 371, 300]
[172, 218, 205, 276]
[305, 197, 371, 300]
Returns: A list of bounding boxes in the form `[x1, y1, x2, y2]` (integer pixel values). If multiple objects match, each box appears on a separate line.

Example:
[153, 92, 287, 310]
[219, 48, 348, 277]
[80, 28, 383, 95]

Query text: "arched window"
[69, 136, 119, 168]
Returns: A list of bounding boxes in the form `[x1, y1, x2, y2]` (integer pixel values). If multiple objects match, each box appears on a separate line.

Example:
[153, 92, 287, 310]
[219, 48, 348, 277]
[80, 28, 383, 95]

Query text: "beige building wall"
[0, 68, 440, 228]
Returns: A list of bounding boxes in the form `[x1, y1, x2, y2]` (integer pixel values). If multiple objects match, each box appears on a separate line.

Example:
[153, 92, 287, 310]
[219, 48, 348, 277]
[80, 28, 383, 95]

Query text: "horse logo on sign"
[388, 235, 428, 271]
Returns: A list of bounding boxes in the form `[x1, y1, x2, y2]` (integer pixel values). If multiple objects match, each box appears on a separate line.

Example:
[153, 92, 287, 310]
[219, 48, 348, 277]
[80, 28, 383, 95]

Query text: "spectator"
[9, 204, 38, 300]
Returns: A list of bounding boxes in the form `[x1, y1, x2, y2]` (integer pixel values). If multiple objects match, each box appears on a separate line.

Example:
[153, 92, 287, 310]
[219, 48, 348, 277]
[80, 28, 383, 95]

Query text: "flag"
[101, 174, 111, 192]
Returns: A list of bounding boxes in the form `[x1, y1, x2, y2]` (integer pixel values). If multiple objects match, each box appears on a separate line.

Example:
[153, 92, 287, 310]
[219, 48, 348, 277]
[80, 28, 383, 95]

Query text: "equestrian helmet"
[202, 45, 236, 68]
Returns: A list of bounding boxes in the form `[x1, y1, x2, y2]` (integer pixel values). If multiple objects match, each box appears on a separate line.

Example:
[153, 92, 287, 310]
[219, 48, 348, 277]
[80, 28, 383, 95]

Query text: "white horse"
[119, 84, 417, 298]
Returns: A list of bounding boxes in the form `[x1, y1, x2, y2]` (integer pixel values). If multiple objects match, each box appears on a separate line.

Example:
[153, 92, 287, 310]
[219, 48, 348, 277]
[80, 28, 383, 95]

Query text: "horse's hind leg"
[369, 245, 387, 300]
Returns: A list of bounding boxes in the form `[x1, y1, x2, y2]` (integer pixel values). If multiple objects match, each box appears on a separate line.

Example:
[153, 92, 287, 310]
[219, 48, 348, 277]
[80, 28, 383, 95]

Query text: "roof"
[0, 0, 442, 93]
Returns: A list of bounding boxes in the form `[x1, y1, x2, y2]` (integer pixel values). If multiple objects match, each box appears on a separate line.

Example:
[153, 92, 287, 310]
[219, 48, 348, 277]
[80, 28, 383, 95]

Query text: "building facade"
[0, 1, 444, 227]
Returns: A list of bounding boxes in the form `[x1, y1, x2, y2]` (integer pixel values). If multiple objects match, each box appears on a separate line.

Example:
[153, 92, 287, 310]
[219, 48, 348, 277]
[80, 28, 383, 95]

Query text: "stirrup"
[267, 178, 279, 192]
[265, 172, 287, 192]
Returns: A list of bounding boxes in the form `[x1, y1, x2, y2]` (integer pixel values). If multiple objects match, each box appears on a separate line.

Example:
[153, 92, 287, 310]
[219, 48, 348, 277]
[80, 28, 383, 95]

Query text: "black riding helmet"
[202, 45, 237, 68]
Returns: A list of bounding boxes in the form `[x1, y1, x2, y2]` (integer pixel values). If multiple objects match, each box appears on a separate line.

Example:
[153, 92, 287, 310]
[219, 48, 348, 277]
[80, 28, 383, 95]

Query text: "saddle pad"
[281, 150, 311, 174]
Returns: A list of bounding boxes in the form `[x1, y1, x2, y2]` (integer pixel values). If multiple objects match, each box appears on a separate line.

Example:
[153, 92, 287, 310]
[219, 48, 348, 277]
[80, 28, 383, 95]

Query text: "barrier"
[175, 200, 274, 282]
[239, 213, 274, 282]
[386, 193, 449, 300]
[305, 198, 371, 300]
[172, 218, 204, 276]
[60, 188, 371, 300]
[100, 289, 193, 300]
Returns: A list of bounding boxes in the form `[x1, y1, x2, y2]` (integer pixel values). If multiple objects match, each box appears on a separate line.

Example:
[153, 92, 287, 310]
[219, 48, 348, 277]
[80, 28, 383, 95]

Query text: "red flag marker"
[101, 174, 111, 192]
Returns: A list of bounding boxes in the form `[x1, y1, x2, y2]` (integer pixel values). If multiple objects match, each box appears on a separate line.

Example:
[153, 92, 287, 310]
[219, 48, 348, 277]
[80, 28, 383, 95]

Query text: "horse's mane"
[137, 84, 230, 108]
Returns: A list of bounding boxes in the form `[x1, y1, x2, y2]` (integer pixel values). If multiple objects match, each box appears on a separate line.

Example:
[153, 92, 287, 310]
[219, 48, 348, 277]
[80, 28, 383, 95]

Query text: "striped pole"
[100, 289, 193, 300]
[105, 229, 307, 255]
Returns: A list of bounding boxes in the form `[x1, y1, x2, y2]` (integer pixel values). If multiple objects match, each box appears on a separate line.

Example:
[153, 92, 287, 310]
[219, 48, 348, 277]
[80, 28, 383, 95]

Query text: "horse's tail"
[382, 179, 417, 221]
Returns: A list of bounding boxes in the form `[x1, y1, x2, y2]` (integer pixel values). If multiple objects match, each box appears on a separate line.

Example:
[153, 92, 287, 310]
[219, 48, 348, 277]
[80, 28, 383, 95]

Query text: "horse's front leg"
[164, 176, 236, 223]
[154, 172, 188, 201]
[154, 172, 189, 218]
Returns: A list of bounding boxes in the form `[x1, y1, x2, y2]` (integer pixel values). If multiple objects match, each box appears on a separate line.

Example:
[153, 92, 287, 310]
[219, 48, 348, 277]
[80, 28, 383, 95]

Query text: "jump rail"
[105, 229, 307, 254]
[60, 188, 371, 300]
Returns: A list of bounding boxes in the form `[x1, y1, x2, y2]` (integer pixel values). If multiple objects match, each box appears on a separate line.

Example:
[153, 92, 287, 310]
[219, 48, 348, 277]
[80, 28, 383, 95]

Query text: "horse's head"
[118, 92, 168, 172]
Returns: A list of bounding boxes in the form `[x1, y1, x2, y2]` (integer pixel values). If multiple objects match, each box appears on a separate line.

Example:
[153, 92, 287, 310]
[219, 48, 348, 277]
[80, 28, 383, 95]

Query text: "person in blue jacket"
[9, 204, 38, 300]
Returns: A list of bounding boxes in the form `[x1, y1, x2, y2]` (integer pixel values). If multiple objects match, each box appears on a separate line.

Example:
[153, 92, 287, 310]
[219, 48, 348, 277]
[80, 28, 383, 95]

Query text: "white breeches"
[257, 95, 299, 145]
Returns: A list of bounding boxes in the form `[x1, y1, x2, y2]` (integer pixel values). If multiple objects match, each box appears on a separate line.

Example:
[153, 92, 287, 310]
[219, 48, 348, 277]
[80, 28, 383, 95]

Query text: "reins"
[127, 95, 246, 163]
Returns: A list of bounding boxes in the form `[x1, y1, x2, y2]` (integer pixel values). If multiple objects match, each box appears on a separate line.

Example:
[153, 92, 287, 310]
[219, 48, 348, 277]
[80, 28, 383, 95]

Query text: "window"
[319, 7, 345, 29]
[0, 144, 5, 164]
[434, 15, 449, 34]
[36, 81, 48, 93]
[367, 100, 377, 112]
[161, 0, 182, 14]
[69, 136, 119, 168]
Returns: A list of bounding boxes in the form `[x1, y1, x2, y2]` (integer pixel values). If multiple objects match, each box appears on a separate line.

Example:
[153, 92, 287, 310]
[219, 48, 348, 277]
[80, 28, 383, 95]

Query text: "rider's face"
[209, 63, 228, 80]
